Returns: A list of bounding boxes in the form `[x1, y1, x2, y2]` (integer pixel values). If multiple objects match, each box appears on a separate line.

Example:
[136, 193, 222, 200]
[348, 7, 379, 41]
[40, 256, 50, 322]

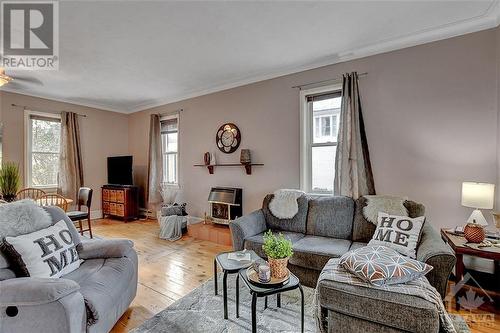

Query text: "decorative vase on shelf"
[464, 220, 485, 243]
[240, 149, 251, 165]
[204, 152, 211, 166]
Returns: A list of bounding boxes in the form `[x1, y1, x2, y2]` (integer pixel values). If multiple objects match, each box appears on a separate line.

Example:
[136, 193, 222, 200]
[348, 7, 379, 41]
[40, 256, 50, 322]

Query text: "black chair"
[67, 187, 94, 238]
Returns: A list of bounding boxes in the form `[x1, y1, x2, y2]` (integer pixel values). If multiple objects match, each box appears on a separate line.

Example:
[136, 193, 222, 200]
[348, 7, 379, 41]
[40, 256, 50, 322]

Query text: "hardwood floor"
[93, 218, 499, 333]
[92, 218, 231, 332]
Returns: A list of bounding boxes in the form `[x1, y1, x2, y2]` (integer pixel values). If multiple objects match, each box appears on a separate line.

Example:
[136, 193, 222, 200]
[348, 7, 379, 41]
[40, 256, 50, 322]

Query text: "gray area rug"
[132, 274, 470, 333]
[132, 273, 317, 332]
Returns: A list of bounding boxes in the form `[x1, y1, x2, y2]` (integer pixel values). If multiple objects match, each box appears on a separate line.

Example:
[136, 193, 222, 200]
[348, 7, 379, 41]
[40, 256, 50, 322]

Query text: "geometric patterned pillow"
[339, 245, 433, 286]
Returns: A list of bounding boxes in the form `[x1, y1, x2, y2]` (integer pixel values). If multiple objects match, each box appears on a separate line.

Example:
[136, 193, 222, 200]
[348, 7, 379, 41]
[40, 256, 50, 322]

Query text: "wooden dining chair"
[38, 193, 69, 212]
[67, 187, 93, 238]
[16, 188, 46, 201]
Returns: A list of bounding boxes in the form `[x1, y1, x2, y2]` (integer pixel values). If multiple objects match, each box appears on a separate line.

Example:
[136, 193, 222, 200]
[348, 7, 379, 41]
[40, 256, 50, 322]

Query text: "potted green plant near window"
[0, 162, 20, 202]
[262, 230, 293, 279]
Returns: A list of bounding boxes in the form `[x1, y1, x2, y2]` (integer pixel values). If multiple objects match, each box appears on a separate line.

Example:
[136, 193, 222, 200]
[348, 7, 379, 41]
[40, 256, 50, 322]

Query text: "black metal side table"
[238, 269, 304, 333]
[214, 250, 260, 319]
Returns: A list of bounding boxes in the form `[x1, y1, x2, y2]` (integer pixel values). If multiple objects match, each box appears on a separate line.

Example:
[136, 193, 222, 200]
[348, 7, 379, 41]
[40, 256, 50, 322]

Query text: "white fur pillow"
[269, 189, 304, 219]
[0, 199, 52, 238]
[363, 195, 408, 225]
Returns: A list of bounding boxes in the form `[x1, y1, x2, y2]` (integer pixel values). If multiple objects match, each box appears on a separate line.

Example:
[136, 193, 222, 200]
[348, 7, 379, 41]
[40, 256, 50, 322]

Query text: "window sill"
[29, 186, 58, 192]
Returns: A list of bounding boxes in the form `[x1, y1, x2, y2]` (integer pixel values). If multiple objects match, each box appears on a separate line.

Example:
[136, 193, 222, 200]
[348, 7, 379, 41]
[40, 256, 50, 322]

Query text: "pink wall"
[0, 92, 130, 214]
[129, 28, 499, 229]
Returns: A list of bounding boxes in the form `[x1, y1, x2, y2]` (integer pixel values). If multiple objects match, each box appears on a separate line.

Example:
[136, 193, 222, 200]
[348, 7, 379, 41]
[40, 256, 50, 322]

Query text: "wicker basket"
[268, 257, 289, 279]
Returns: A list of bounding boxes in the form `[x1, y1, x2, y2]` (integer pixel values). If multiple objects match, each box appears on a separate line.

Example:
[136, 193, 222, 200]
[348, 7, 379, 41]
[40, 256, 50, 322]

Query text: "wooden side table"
[440, 229, 500, 310]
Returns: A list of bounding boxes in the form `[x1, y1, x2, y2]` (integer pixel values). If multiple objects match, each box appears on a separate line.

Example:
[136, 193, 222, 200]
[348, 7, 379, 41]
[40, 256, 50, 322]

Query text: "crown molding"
[128, 0, 500, 113]
[0, 87, 125, 113]
[3, 1, 500, 114]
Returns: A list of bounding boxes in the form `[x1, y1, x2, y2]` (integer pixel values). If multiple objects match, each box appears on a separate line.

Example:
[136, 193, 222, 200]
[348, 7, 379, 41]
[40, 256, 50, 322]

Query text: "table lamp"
[461, 182, 495, 226]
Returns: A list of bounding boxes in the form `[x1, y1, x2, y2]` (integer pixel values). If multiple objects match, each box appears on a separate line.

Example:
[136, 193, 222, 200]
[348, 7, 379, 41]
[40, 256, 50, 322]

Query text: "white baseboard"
[187, 216, 203, 224]
[90, 210, 103, 220]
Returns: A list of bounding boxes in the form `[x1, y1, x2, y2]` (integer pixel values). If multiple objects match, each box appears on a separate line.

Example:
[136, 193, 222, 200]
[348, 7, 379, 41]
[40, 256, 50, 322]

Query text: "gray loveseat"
[230, 195, 455, 298]
[0, 206, 138, 333]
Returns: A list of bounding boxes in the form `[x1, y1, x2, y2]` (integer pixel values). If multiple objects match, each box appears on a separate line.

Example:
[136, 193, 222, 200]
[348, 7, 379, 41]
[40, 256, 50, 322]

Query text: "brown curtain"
[147, 114, 163, 207]
[334, 72, 375, 198]
[59, 112, 84, 201]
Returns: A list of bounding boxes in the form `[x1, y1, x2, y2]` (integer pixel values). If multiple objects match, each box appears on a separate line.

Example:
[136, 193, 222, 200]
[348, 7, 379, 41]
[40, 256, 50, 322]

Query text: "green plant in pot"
[262, 230, 293, 279]
[0, 162, 20, 202]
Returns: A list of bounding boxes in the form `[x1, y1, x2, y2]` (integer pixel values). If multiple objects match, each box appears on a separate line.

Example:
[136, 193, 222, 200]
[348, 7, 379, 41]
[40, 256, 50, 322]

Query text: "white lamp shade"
[461, 182, 495, 209]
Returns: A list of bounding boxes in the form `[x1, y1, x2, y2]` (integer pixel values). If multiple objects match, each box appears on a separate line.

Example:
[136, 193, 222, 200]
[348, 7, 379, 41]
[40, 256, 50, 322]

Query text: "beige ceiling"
[1, 0, 499, 113]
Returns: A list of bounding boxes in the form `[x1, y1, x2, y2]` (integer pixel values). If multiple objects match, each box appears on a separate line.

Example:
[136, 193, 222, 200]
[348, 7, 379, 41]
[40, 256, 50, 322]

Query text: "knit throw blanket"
[314, 259, 456, 333]
[269, 189, 305, 219]
[363, 195, 408, 225]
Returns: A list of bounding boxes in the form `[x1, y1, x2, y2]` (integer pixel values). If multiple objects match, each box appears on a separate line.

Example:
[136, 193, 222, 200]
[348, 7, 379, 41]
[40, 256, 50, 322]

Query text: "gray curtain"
[334, 72, 375, 199]
[59, 112, 84, 201]
[147, 114, 163, 207]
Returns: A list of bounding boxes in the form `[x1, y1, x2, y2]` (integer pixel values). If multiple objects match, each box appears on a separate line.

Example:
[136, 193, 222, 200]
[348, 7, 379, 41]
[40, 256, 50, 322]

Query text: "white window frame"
[160, 113, 180, 187]
[24, 110, 61, 190]
[299, 83, 342, 194]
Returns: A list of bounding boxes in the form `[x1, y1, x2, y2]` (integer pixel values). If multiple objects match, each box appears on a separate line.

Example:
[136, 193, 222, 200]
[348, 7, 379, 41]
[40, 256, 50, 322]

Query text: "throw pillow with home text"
[368, 212, 425, 258]
[1, 220, 81, 278]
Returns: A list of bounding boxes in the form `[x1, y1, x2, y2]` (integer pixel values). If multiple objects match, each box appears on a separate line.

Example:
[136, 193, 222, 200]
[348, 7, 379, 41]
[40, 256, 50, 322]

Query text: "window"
[160, 114, 179, 185]
[25, 111, 61, 188]
[300, 85, 342, 194]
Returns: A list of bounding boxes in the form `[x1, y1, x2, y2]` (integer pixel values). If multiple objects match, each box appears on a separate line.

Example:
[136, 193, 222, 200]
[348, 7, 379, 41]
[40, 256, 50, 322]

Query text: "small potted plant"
[0, 162, 20, 202]
[262, 230, 293, 279]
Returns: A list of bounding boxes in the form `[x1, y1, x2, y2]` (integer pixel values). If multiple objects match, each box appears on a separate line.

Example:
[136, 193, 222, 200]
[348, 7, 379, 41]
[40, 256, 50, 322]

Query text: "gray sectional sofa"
[0, 206, 138, 333]
[230, 194, 455, 297]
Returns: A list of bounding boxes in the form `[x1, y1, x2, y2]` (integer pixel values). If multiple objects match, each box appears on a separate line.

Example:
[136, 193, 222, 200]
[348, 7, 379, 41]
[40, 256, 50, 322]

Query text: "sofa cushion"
[244, 231, 305, 259]
[349, 242, 367, 251]
[306, 196, 354, 239]
[63, 255, 136, 328]
[0, 268, 16, 281]
[290, 236, 351, 271]
[262, 194, 309, 234]
[318, 278, 440, 332]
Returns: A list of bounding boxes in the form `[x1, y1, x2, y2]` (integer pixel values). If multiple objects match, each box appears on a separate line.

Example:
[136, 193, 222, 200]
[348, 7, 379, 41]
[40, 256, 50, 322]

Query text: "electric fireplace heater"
[208, 187, 242, 225]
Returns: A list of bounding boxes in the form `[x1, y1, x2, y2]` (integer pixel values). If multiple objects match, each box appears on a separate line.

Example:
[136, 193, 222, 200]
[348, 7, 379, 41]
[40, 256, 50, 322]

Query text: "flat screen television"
[107, 156, 133, 185]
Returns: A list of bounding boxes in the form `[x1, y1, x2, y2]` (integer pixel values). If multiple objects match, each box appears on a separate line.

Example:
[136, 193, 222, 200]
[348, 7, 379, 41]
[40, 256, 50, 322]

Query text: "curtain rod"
[292, 72, 368, 89]
[10, 103, 88, 117]
[158, 108, 183, 117]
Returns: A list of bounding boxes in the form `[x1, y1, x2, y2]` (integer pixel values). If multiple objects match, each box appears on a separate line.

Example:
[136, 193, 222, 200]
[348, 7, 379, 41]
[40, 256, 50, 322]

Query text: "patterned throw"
[315, 258, 456, 333]
[339, 245, 432, 286]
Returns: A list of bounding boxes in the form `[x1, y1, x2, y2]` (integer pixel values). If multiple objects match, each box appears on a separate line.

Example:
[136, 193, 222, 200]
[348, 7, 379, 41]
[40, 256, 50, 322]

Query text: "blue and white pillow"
[340, 245, 432, 286]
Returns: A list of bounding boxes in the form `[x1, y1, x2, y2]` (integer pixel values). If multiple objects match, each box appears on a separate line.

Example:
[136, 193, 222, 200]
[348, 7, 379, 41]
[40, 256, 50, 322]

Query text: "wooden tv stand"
[102, 185, 139, 221]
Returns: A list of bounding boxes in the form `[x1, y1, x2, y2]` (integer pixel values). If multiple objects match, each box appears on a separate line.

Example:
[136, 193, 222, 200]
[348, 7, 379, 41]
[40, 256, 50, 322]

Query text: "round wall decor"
[216, 123, 241, 154]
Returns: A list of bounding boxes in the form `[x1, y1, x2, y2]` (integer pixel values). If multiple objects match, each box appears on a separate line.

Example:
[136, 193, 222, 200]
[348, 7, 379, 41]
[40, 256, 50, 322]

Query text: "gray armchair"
[0, 206, 138, 333]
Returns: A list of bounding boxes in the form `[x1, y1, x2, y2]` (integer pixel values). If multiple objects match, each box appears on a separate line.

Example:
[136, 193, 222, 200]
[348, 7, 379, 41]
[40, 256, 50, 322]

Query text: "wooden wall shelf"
[194, 163, 264, 175]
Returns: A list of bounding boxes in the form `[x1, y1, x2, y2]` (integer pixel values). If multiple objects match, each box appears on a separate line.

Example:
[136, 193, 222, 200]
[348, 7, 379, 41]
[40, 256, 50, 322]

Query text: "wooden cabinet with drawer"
[102, 185, 138, 221]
